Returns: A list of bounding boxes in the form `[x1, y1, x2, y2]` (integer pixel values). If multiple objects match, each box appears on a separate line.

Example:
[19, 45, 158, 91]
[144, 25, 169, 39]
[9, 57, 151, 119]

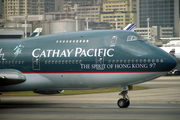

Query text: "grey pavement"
[0, 76, 180, 120]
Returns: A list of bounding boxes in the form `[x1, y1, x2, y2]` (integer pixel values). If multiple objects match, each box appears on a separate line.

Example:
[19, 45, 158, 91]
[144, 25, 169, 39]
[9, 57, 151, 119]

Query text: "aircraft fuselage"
[0, 30, 177, 92]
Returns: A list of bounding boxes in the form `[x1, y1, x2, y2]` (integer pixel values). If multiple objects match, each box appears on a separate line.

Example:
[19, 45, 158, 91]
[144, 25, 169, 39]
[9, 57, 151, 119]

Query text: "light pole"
[75, 16, 78, 31]
[25, 0, 27, 38]
[85, 18, 88, 30]
[147, 18, 150, 39]
[115, 18, 117, 30]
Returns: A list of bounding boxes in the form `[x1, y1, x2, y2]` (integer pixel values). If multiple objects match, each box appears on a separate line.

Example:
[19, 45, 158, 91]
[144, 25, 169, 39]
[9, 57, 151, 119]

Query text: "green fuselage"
[0, 30, 177, 92]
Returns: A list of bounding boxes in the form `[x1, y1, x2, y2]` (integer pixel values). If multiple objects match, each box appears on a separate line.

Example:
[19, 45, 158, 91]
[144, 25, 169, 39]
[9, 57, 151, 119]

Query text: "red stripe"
[21, 71, 169, 74]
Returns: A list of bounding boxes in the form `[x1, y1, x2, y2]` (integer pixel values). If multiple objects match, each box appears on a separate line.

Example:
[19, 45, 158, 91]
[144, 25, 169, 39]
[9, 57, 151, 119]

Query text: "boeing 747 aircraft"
[0, 30, 177, 108]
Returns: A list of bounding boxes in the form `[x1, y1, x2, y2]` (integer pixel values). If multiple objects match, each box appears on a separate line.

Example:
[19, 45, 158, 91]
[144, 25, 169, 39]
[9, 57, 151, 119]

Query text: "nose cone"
[146, 45, 177, 72]
[166, 54, 177, 71]
[156, 48, 177, 72]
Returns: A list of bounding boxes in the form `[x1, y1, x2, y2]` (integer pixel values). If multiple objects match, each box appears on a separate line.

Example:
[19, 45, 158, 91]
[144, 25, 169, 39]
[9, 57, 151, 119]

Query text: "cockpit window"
[127, 35, 145, 41]
[110, 36, 117, 47]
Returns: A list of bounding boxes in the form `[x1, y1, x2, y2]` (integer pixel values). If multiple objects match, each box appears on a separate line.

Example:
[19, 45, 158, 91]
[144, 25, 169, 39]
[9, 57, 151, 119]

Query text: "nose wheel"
[117, 90, 130, 108]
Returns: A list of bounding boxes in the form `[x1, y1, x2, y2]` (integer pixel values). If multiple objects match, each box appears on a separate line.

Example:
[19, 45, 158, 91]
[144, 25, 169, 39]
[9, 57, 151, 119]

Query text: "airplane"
[30, 28, 42, 37]
[123, 23, 136, 31]
[162, 40, 180, 47]
[0, 30, 177, 108]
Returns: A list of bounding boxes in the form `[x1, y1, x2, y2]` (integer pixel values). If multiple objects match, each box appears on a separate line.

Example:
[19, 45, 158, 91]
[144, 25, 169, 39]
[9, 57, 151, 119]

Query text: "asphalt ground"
[0, 76, 180, 120]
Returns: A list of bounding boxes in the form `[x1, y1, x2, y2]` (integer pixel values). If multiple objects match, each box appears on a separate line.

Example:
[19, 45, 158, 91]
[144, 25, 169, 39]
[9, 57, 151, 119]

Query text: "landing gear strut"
[117, 86, 130, 108]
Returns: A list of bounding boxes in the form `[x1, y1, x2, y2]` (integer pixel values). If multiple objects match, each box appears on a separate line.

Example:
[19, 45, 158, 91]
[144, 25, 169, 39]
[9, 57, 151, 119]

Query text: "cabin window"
[110, 36, 117, 47]
[139, 59, 142, 63]
[128, 59, 131, 63]
[72, 60, 75, 64]
[116, 60, 119, 64]
[76, 60, 78, 64]
[127, 35, 145, 41]
[120, 60, 123, 63]
[79, 60, 82, 64]
[135, 59, 138, 63]
[0, 60, 24, 65]
[112, 60, 115, 64]
[152, 59, 155, 63]
[143, 59, 146, 63]
[160, 59, 163, 63]
[69, 60, 71, 64]
[56, 39, 90, 44]
[132, 59, 134, 63]
[58, 60, 61, 64]
[156, 59, 159, 63]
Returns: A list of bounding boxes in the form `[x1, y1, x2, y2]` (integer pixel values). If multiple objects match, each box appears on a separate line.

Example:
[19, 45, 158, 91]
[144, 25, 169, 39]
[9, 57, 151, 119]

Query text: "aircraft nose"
[151, 46, 177, 72]
[162, 52, 177, 72]
[166, 55, 177, 71]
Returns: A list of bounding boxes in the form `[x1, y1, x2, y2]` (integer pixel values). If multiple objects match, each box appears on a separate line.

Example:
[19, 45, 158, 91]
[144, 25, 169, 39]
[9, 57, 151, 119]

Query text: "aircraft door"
[96, 55, 104, 64]
[32, 57, 40, 70]
[96, 49, 105, 70]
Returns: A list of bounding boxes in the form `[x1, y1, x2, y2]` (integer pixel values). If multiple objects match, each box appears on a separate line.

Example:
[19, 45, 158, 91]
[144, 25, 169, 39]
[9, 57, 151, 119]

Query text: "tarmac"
[0, 76, 180, 120]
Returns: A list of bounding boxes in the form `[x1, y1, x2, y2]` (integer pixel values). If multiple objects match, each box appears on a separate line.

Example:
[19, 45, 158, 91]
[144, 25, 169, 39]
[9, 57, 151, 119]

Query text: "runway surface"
[0, 76, 180, 120]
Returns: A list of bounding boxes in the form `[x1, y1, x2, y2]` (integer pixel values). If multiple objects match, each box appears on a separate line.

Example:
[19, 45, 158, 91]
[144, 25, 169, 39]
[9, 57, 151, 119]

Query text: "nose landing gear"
[117, 86, 130, 108]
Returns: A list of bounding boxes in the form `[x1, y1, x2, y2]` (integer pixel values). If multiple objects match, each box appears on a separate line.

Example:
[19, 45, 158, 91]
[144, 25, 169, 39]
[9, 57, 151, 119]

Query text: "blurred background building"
[3, 0, 55, 20]
[136, 0, 179, 37]
[0, 0, 2, 19]
[101, 0, 137, 29]
[0, 0, 179, 43]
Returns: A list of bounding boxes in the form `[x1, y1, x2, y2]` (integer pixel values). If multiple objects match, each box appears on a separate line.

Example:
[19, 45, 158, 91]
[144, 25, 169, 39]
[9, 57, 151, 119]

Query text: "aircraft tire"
[117, 98, 130, 108]
[124, 99, 130, 108]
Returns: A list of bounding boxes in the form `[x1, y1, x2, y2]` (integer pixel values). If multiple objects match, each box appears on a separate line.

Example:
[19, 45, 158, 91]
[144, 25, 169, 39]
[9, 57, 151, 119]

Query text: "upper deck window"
[127, 35, 145, 41]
